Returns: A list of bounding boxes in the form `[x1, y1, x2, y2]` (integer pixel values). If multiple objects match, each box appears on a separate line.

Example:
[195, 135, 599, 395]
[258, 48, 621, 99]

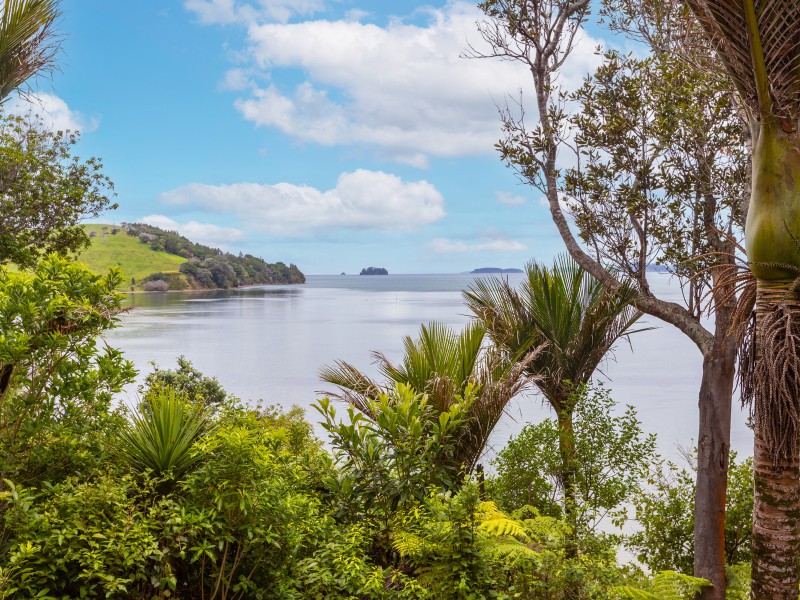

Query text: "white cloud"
[6, 93, 100, 133]
[185, 0, 324, 25]
[429, 237, 526, 254]
[161, 169, 445, 236]
[495, 191, 526, 206]
[141, 215, 246, 248]
[190, 2, 602, 165]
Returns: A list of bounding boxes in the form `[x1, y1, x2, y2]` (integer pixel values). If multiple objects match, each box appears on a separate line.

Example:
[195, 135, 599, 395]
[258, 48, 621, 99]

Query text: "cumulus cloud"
[429, 237, 526, 254]
[187, 1, 602, 165]
[161, 169, 445, 236]
[495, 191, 526, 206]
[141, 215, 246, 248]
[6, 93, 100, 133]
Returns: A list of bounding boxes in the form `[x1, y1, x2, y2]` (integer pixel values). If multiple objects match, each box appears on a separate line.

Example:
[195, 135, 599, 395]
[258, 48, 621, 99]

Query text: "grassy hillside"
[77, 224, 186, 288]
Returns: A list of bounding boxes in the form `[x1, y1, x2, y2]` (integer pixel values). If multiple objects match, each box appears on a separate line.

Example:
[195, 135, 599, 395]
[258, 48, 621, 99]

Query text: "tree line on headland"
[123, 222, 306, 290]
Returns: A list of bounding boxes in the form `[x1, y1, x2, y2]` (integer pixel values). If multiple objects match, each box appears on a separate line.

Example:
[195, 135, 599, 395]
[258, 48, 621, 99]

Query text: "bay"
[106, 272, 753, 464]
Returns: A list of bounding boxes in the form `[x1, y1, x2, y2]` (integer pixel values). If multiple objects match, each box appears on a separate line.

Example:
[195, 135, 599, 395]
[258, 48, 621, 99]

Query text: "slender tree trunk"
[557, 409, 578, 559]
[694, 335, 737, 600]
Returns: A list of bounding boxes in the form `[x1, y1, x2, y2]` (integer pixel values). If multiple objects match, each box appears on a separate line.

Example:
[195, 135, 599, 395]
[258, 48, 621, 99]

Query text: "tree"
[679, 0, 800, 596]
[0, 115, 116, 267]
[0, 0, 62, 102]
[0, 255, 134, 484]
[463, 256, 641, 558]
[320, 321, 533, 475]
[474, 2, 749, 596]
[490, 383, 657, 543]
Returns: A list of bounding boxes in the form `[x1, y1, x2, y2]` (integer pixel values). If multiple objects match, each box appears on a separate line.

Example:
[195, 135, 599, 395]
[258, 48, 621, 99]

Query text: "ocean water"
[106, 273, 752, 464]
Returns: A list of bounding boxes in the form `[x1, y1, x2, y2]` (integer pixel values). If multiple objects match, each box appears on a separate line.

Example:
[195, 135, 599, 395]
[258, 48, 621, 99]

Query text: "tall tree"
[682, 0, 800, 597]
[0, 114, 116, 267]
[463, 256, 641, 557]
[0, 0, 62, 101]
[320, 321, 533, 475]
[473, 2, 749, 597]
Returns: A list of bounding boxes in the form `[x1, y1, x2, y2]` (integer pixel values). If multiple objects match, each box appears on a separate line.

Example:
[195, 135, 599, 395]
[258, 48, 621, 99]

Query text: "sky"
[16, 0, 612, 274]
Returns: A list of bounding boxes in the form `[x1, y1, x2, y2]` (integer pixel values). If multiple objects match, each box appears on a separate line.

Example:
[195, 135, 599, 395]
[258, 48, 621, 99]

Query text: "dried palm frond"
[686, 0, 800, 125]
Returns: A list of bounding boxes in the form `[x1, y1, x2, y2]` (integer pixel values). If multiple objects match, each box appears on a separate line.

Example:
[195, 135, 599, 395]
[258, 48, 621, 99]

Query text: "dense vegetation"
[106, 223, 305, 290]
[360, 267, 389, 275]
[0, 258, 755, 599]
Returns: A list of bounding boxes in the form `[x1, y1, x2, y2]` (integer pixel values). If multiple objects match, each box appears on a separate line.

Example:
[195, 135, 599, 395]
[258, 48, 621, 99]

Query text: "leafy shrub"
[142, 279, 168, 292]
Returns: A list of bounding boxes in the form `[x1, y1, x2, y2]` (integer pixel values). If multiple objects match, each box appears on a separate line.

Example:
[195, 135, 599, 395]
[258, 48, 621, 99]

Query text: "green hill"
[78, 224, 186, 289]
[76, 223, 305, 291]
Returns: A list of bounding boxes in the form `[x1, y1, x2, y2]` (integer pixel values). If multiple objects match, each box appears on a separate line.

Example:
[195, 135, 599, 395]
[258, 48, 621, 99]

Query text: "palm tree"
[0, 0, 62, 102]
[463, 255, 641, 555]
[682, 1, 800, 596]
[320, 321, 534, 475]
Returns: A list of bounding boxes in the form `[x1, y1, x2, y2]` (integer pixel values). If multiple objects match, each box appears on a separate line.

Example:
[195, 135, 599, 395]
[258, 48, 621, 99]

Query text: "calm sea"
[106, 273, 752, 464]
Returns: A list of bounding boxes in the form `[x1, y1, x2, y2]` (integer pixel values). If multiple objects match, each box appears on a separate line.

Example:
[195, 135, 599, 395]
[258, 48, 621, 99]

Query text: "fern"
[477, 501, 530, 540]
[611, 571, 712, 600]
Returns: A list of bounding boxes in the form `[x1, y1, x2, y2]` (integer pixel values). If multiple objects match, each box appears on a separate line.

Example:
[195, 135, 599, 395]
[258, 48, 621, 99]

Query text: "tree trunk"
[748, 283, 800, 600]
[557, 409, 578, 559]
[694, 334, 737, 600]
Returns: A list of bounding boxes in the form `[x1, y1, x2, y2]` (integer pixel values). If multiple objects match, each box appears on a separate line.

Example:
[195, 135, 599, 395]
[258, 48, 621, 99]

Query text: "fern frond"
[477, 501, 530, 541]
[609, 587, 660, 600]
[486, 538, 538, 562]
[651, 571, 712, 600]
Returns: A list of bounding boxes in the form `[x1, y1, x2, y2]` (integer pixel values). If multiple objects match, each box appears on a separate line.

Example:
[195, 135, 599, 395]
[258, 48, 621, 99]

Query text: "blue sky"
[18, 0, 607, 274]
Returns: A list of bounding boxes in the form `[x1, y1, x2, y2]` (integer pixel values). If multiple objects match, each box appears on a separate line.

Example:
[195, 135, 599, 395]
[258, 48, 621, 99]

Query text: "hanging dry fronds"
[739, 289, 800, 460]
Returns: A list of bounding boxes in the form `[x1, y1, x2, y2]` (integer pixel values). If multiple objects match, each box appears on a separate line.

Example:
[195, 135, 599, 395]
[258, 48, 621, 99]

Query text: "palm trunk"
[744, 123, 800, 600]
[748, 284, 800, 600]
[557, 409, 578, 559]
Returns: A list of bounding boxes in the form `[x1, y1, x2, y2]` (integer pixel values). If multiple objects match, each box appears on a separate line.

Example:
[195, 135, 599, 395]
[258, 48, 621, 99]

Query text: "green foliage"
[611, 571, 712, 600]
[316, 384, 468, 518]
[0, 255, 134, 484]
[124, 222, 306, 287]
[118, 387, 214, 482]
[321, 321, 531, 474]
[141, 355, 227, 406]
[0, 0, 62, 101]
[490, 384, 657, 538]
[627, 453, 753, 573]
[0, 116, 116, 268]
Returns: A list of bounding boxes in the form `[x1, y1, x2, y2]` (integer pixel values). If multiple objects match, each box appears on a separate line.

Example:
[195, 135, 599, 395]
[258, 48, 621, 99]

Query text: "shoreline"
[123, 281, 304, 294]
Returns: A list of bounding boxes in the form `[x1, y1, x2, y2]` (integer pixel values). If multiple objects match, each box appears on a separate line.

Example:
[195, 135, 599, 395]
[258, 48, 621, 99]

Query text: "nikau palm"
[685, 0, 800, 596]
[463, 256, 641, 555]
[320, 321, 533, 475]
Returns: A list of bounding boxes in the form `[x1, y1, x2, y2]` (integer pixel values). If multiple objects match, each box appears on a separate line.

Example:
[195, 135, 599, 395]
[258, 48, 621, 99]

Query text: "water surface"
[107, 273, 752, 464]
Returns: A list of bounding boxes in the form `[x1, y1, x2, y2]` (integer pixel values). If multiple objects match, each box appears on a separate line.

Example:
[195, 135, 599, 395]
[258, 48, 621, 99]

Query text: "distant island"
[471, 267, 524, 274]
[360, 267, 388, 275]
[79, 223, 305, 291]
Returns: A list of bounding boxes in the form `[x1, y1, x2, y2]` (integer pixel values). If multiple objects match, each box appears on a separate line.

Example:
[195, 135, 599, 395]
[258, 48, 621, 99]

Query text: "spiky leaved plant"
[684, 0, 800, 596]
[320, 321, 534, 476]
[463, 255, 642, 557]
[0, 0, 61, 101]
[118, 387, 213, 486]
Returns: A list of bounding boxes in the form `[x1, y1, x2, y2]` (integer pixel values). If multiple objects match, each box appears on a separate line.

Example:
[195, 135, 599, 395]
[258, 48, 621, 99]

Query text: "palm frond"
[0, 0, 62, 102]
[687, 0, 800, 123]
[464, 255, 642, 410]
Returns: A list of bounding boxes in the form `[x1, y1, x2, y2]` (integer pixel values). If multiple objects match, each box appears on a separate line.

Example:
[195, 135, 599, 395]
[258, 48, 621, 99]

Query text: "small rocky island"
[360, 267, 388, 275]
[471, 267, 523, 274]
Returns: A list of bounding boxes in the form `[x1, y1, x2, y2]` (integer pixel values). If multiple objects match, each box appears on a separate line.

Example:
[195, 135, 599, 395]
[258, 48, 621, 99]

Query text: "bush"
[143, 279, 168, 292]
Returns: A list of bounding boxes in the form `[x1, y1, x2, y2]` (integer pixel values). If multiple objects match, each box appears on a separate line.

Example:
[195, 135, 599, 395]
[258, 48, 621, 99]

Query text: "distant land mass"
[471, 267, 524, 274]
[77, 223, 305, 291]
[360, 267, 388, 275]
